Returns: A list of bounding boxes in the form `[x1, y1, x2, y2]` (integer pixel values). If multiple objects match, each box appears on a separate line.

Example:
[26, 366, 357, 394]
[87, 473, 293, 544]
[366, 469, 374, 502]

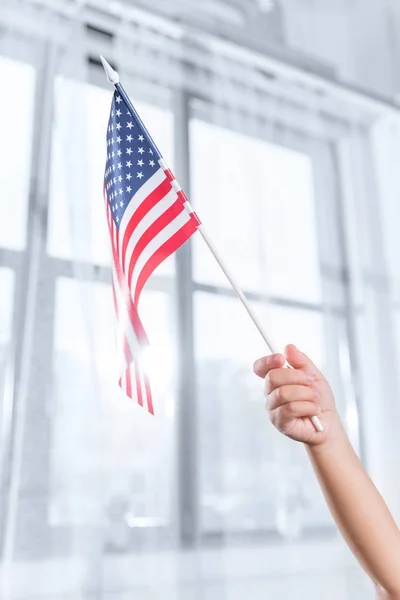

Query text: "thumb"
[285, 344, 323, 380]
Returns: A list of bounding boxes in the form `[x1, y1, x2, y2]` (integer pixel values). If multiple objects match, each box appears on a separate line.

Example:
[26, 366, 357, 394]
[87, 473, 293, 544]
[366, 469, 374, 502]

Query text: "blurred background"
[1, 0, 400, 598]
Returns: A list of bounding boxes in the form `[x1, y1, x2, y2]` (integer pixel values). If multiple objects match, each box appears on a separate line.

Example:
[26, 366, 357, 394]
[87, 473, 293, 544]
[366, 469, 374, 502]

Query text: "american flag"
[103, 90, 200, 413]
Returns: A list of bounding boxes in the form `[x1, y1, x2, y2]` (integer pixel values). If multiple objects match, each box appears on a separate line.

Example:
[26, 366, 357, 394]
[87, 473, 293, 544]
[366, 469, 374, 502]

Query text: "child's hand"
[253, 344, 339, 445]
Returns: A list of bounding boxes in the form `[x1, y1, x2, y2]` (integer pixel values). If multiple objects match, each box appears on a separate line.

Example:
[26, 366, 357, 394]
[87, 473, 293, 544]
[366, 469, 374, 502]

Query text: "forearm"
[306, 416, 400, 596]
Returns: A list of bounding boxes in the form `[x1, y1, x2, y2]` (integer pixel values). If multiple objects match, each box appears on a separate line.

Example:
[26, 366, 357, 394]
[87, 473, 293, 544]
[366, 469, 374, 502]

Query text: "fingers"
[284, 344, 323, 380]
[264, 367, 313, 395]
[267, 384, 319, 411]
[271, 402, 322, 432]
[253, 353, 285, 379]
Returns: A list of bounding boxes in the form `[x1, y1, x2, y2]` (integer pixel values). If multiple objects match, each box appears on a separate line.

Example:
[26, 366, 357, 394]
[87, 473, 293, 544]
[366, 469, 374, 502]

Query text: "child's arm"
[253, 345, 400, 600]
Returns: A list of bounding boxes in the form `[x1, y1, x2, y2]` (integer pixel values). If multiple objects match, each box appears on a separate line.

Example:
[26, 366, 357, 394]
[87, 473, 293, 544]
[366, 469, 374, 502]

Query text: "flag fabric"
[103, 90, 200, 413]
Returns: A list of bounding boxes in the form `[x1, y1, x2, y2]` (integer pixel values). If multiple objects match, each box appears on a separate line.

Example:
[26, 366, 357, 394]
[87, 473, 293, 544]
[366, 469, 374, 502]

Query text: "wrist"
[306, 412, 346, 455]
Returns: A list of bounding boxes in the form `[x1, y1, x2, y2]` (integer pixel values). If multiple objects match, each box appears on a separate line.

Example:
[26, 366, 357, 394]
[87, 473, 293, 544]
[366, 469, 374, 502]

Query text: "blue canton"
[104, 93, 159, 230]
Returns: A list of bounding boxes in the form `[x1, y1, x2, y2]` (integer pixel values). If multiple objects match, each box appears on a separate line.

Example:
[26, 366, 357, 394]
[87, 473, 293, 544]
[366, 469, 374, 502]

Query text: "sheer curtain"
[1, 4, 400, 600]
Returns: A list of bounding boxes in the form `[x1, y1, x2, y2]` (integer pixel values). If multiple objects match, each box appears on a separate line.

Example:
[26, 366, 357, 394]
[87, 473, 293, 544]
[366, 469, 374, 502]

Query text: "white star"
[112, 165, 116, 172]
[119, 188, 123, 195]
[126, 110, 130, 115]
[149, 149, 153, 155]
[126, 148, 132, 155]
[116, 109, 121, 117]
[149, 160, 155, 167]
[111, 138, 115, 145]
[111, 151, 115, 158]
[126, 186, 132, 193]
[137, 159, 144, 167]
[111, 111, 114, 117]
[107, 139, 111, 147]
[127, 122, 133, 129]
[117, 149, 122, 157]
[108, 125, 111, 133]
[116, 216, 119, 222]
[111, 124, 114, 131]
[113, 177, 116, 184]
[126, 160, 132, 168]
[108, 153, 111, 160]
[116, 136, 122, 143]
[126, 173, 132, 180]
[120, 200, 124, 207]
[138, 134, 144, 142]
[117, 162, 122, 170]
[137, 172, 144, 179]
[138, 147, 144, 154]
[118, 175, 122, 182]
[116, 96, 122, 103]
[126, 134, 133, 142]
[116, 122, 121, 130]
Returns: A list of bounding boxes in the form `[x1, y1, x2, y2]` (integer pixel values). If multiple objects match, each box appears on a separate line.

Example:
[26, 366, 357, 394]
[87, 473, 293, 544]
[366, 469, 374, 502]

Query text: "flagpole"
[100, 56, 323, 434]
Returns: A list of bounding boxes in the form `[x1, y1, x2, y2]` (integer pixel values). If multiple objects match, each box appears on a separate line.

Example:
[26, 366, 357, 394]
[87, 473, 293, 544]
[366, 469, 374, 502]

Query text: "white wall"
[282, 0, 398, 98]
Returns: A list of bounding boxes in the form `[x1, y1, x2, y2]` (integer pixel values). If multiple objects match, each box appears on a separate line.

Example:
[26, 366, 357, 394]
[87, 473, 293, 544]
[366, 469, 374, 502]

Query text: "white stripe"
[123, 186, 178, 276]
[119, 168, 166, 257]
[183, 200, 195, 214]
[131, 209, 191, 294]
[171, 179, 182, 192]
[158, 158, 168, 170]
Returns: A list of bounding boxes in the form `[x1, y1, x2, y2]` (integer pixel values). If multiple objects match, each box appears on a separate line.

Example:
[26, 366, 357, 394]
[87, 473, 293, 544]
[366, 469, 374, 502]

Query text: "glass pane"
[0, 56, 35, 250]
[190, 118, 321, 302]
[48, 77, 175, 276]
[0, 268, 14, 452]
[195, 291, 331, 535]
[50, 277, 177, 541]
[0, 268, 14, 346]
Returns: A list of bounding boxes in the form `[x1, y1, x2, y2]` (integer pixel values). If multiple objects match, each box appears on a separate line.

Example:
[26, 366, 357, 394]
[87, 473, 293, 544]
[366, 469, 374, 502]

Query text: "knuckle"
[266, 369, 281, 392]
[286, 402, 297, 416]
[277, 386, 289, 403]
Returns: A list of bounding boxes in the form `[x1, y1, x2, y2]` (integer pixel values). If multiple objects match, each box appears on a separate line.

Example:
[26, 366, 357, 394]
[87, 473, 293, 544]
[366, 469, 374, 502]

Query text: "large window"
[46, 78, 179, 546]
[50, 279, 177, 543]
[0, 56, 35, 251]
[0, 36, 359, 589]
[190, 116, 342, 536]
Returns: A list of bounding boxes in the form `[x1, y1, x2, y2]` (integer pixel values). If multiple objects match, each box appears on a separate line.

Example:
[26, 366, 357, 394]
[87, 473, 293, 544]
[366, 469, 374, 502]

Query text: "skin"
[253, 344, 400, 600]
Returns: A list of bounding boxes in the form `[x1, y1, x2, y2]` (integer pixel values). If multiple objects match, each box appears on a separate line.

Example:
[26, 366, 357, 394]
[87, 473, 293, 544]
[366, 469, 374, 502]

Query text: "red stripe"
[134, 219, 197, 304]
[164, 169, 174, 182]
[144, 374, 154, 415]
[135, 362, 143, 407]
[176, 190, 202, 226]
[126, 365, 132, 398]
[177, 189, 188, 204]
[127, 200, 184, 288]
[113, 218, 120, 259]
[121, 177, 172, 267]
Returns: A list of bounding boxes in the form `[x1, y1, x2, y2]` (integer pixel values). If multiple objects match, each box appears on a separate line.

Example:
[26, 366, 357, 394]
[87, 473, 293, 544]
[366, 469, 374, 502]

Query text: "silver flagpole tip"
[100, 55, 120, 85]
